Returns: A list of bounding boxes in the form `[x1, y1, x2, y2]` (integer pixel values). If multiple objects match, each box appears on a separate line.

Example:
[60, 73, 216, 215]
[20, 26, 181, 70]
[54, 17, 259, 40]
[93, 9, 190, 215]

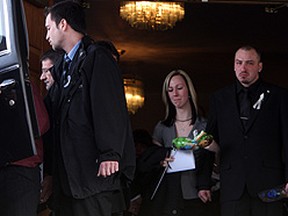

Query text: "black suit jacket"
[48, 36, 135, 199]
[206, 80, 288, 202]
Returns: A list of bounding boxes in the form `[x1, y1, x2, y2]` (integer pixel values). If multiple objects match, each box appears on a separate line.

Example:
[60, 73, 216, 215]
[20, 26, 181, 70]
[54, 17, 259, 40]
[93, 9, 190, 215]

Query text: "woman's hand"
[160, 156, 175, 167]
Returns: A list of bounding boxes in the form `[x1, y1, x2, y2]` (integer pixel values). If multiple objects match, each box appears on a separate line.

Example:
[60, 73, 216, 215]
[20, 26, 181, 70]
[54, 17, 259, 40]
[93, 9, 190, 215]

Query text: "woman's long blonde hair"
[161, 69, 198, 126]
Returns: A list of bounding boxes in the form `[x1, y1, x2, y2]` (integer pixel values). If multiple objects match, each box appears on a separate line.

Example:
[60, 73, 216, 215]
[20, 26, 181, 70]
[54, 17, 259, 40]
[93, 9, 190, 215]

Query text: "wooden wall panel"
[23, 0, 51, 94]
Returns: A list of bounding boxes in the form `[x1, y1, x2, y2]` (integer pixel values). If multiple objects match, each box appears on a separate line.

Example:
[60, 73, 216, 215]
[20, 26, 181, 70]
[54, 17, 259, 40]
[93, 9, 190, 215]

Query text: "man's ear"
[258, 62, 263, 73]
[59, 18, 68, 31]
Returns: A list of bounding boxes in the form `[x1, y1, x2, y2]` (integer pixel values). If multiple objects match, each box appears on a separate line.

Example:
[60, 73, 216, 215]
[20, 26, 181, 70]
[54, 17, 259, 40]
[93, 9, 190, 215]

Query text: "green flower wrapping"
[172, 130, 213, 150]
[172, 137, 197, 150]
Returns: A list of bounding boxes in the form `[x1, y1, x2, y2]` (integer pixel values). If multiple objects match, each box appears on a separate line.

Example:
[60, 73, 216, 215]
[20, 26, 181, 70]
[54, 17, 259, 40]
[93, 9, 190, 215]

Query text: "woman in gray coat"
[149, 69, 214, 216]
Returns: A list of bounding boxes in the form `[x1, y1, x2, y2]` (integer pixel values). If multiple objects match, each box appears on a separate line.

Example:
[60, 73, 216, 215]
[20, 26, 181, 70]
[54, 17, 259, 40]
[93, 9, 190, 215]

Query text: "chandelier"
[120, 1, 185, 31]
[123, 76, 145, 114]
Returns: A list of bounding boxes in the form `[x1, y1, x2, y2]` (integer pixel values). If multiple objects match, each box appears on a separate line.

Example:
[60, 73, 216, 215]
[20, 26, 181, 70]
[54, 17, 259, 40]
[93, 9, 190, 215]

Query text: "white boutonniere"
[63, 75, 71, 88]
[253, 90, 270, 110]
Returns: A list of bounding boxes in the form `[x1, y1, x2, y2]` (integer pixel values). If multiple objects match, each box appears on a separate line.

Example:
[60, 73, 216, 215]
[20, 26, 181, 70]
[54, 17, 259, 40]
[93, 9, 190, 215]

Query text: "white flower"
[253, 90, 270, 110]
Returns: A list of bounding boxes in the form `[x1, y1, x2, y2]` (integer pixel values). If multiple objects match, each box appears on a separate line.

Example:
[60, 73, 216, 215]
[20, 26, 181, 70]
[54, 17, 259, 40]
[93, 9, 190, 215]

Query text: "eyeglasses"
[41, 67, 53, 74]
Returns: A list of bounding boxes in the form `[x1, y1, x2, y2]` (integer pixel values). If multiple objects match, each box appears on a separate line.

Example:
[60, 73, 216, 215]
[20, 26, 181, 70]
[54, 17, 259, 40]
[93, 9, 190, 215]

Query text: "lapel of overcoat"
[57, 45, 87, 118]
[228, 84, 244, 133]
[245, 82, 271, 133]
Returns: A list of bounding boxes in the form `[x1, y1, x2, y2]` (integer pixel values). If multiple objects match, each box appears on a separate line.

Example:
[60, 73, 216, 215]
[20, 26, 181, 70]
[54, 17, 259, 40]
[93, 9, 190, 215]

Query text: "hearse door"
[0, 0, 39, 166]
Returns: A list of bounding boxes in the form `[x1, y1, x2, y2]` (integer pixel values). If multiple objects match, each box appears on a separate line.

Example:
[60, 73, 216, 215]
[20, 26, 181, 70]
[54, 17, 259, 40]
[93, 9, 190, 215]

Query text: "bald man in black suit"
[206, 45, 288, 216]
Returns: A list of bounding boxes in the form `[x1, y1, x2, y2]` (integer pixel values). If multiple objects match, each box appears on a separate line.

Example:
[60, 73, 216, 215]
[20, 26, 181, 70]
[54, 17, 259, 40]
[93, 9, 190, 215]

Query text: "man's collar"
[66, 40, 82, 61]
[236, 78, 262, 94]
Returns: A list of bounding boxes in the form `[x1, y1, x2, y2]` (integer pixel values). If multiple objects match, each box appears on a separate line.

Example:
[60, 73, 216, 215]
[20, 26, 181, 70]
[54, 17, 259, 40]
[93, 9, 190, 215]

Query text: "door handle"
[0, 79, 16, 91]
[0, 79, 17, 106]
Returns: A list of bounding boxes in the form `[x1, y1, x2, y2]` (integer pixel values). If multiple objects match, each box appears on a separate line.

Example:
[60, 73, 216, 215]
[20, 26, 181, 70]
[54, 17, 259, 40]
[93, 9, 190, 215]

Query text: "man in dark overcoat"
[44, 1, 135, 215]
[206, 45, 288, 216]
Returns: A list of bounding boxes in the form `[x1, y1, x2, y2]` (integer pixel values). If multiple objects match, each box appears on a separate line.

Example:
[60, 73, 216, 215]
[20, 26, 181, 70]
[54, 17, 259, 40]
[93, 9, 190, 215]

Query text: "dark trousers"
[0, 165, 41, 216]
[111, 189, 126, 216]
[54, 190, 114, 216]
[145, 172, 207, 216]
[221, 189, 283, 216]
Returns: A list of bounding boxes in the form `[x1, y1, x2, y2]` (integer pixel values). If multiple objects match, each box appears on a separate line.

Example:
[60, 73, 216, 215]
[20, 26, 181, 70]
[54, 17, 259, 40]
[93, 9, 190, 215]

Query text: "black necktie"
[62, 56, 71, 87]
[240, 89, 251, 126]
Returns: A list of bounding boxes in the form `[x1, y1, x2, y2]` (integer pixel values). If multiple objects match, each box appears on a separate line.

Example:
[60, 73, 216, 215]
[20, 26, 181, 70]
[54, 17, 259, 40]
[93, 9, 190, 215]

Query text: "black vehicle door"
[0, 0, 39, 166]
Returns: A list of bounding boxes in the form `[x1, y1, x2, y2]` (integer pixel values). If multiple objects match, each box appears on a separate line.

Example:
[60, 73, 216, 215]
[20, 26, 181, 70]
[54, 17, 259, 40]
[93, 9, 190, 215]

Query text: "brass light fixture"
[120, 1, 185, 31]
[123, 75, 145, 114]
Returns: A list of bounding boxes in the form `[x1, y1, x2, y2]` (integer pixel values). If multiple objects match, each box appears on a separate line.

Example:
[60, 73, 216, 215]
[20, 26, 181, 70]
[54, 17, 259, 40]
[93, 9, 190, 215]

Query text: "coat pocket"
[220, 162, 231, 171]
[262, 160, 283, 170]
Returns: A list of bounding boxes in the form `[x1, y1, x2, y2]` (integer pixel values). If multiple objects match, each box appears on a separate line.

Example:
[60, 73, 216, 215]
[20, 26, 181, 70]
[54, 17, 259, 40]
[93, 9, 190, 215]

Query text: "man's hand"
[198, 190, 212, 203]
[97, 161, 119, 177]
[40, 175, 53, 203]
[285, 182, 288, 193]
[205, 140, 220, 153]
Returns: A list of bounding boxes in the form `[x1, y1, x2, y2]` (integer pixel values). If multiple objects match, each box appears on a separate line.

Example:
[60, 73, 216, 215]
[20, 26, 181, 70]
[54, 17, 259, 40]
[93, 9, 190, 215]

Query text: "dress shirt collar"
[65, 40, 81, 61]
[236, 78, 262, 95]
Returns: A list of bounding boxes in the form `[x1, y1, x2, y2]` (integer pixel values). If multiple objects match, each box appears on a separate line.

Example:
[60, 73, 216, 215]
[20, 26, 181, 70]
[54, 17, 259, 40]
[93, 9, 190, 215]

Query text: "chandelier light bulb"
[120, 1, 185, 31]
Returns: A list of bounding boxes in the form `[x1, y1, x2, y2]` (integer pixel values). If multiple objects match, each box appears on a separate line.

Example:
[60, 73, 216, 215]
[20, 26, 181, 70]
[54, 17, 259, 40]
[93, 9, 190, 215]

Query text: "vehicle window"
[0, 0, 10, 55]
